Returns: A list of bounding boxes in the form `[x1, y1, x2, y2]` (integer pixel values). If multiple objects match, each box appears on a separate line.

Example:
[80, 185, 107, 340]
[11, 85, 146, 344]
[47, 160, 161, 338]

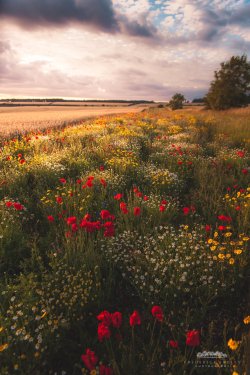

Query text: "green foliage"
[168, 93, 185, 110]
[206, 55, 250, 110]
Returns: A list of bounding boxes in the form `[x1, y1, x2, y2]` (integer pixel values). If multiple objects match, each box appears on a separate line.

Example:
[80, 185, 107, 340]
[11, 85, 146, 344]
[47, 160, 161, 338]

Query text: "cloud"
[0, 0, 118, 32]
[0, 0, 158, 39]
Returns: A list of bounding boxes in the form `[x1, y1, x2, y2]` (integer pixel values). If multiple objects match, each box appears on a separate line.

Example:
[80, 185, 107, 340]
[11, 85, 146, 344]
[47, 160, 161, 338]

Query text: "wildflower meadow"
[0, 107, 249, 375]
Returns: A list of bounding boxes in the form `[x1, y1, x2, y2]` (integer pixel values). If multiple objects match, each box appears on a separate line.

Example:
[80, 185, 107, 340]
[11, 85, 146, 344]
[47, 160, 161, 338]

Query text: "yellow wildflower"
[214, 232, 218, 238]
[232, 372, 239, 375]
[234, 249, 242, 255]
[243, 316, 250, 324]
[228, 338, 240, 350]
[211, 246, 216, 251]
[208, 239, 213, 244]
[0, 327, 4, 333]
[229, 258, 235, 265]
[218, 253, 225, 260]
[0, 343, 8, 352]
[224, 232, 232, 238]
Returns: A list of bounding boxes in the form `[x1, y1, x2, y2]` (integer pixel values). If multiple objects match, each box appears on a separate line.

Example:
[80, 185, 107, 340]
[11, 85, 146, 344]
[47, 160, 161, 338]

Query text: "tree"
[169, 93, 185, 110]
[205, 55, 250, 110]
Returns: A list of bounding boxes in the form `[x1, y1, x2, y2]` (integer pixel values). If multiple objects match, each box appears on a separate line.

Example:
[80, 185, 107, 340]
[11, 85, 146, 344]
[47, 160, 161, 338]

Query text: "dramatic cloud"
[0, 0, 250, 100]
[0, 0, 118, 31]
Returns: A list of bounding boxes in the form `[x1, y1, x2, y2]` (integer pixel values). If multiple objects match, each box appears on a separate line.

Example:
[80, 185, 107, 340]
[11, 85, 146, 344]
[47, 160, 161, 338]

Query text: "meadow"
[0, 106, 249, 375]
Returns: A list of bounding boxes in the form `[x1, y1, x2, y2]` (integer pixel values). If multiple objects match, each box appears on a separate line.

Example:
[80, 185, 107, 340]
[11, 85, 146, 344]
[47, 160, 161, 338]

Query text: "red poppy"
[17, 153, 22, 158]
[114, 193, 123, 200]
[99, 165, 105, 171]
[236, 150, 245, 158]
[218, 215, 232, 222]
[59, 178, 66, 184]
[186, 330, 200, 347]
[19, 159, 26, 164]
[111, 312, 122, 328]
[205, 225, 211, 232]
[97, 311, 112, 326]
[120, 202, 128, 214]
[235, 206, 241, 211]
[100, 210, 111, 220]
[129, 310, 141, 327]
[99, 364, 113, 375]
[100, 178, 107, 187]
[47, 215, 54, 222]
[86, 180, 93, 188]
[134, 207, 141, 216]
[103, 221, 115, 237]
[13, 202, 24, 211]
[66, 216, 77, 225]
[71, 223, 78, 232]
[76, 179, 82, 184]
[56, 196, 63, 204]
[242, 168, 248, 175]
[83, 213, 91, 221]
[159, 205, 166, 212]
[98, 323, 111, 342]
[161, 200, 167, 205]
[81, 348, 98, 371]
[5, 201, 13, 207]
[183, 207, 190, 215]
[143, 196, 149, 201]
[151, 306, 164, 322]
[218, 225, 226, 231]
[169, 340, 179, 349]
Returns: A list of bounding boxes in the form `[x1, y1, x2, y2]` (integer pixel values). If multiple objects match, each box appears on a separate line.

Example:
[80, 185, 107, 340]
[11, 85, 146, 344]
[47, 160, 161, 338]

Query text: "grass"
[0, 106, 249, 375]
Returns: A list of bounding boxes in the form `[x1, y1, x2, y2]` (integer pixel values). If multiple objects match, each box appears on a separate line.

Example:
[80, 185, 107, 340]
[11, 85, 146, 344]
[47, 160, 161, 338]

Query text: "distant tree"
[169, 93, 186, 110]
[205, 55, 250, 110]
[192, 98, 205, 103]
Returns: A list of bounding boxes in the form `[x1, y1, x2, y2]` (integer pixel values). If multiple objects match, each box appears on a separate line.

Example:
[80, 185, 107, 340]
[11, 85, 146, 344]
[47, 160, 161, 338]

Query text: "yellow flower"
[214, 232, 219, 238]
[243, 315, 250, 324]
[224, 232, 232, 237]
[208, 239, 213, 244]
[90, 371, 97, 375]
[184, 225, 189, 230]
[0, 327, 4, 333]
[229, 258, 235, 265]
[0, 343, 8, 352]
[228, 338, 240, 350]
[210, 246, 216, 251]
[243, 237, 249, 241]
[41, 311, 47, 319]
[234, 249, 242, 255]
[218, 253, 225, 260]
[232, 372, 239, 375]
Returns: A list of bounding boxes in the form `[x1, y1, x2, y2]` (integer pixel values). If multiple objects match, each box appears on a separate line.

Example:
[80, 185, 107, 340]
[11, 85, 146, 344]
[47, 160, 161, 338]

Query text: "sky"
[0, 0, 250, 101]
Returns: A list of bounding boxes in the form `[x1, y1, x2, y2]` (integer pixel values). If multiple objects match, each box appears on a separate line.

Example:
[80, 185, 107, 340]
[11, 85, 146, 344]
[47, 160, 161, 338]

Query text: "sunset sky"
[1, 0, 250, 100]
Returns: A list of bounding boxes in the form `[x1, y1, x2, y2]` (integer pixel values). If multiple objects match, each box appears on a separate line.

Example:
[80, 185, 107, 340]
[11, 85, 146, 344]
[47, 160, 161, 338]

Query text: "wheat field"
[0, 104, 149, 136]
